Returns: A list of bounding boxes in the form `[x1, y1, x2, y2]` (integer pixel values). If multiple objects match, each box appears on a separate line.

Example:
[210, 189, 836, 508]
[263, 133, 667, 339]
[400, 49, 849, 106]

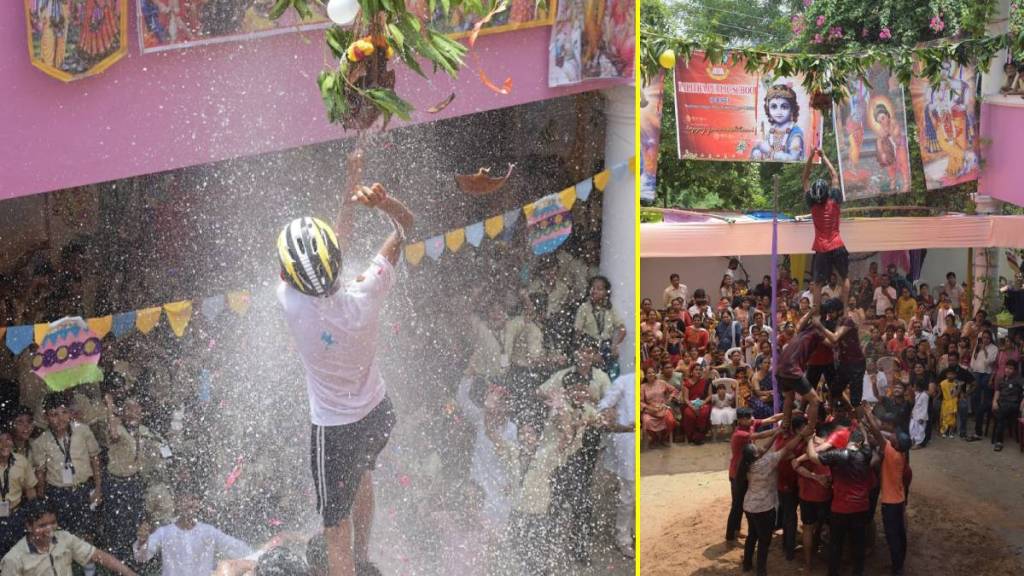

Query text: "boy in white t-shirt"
[276, 150, 414, 576]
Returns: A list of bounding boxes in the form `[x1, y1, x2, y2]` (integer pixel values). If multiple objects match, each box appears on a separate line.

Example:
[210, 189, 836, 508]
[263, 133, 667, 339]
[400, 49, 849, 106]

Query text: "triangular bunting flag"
[610, 161, 627, 182]
[112, 312, 136, 338]
[425, 235, 445, 261]
[593, 170, 610, 191]
[227, 292, 251, 316]
[465, 222, 485, 247]
[34, 324, 49, 345]
[5, 325, 33, 355]
[405, 242, 425, 266]
[164, 301, 193, 338]
[576, 178, 594, 202]
[484, 215, 504, 239]
[500, 209, 521, 242]
[201, 296, 225, 321]
[522, 201, 537, 219]
[445, 228, 466, 253]
[559, 187, 577, 210]
[87, 316, 113, 339]
[135, 307, 162, 334]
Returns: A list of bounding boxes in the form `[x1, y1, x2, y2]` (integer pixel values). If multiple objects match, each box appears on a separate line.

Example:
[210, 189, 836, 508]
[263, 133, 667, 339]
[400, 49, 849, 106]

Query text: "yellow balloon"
[659, 49, 676, 69]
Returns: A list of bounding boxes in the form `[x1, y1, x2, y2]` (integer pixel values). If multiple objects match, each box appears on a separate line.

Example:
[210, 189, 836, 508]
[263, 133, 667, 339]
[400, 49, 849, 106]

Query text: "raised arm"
[820, 152, 839, 187]
[774, 428, 810, 458]
[334, 148, 364, 252]
[351, 183, 415, 266]
[802, 147, 817, 192]
[858, 404, 887, 450]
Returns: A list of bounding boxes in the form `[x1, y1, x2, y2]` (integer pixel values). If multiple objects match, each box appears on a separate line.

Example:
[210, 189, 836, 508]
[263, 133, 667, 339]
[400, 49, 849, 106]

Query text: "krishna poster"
[25, 0, 128, 81]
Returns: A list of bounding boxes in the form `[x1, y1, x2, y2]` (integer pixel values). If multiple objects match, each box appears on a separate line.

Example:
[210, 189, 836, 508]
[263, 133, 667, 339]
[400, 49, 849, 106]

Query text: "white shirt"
[873, 286, 897, 316]
[862, 371, 887, 403]
[799, 290, 815, 307]
[821, 284, 840, 300]
[133, 521, 251, 576]
[969, 343, 999, 374]
[663, 284, 688, 308]
[934, 306, 955, 334]
[598, 373, 635, 481]
[277, 254, 396, 426]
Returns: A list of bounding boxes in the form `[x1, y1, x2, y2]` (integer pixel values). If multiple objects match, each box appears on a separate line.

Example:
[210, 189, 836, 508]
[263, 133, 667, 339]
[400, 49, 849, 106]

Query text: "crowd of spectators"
[0, 213, 635, 574]
[641, 261, 1024, 452]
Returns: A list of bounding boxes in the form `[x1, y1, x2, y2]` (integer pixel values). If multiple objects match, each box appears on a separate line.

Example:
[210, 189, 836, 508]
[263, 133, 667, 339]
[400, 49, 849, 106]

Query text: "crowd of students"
[641, 263, 1024, 576]
[0, 209, 635, 575]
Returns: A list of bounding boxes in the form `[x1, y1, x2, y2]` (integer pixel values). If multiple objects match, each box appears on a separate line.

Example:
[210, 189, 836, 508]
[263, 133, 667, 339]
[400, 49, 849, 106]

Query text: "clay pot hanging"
[811, 91, 833, 111]
[455, 164, 516, 196]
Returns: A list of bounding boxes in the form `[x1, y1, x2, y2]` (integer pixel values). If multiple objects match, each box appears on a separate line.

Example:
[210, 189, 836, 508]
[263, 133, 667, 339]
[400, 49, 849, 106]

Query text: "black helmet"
[277, 217, 342, 297]
[808, 178, 830, 204]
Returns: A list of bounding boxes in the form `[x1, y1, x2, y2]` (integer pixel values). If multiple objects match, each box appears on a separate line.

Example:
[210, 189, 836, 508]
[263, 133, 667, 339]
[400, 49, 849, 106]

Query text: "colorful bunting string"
[402, 159, 632, 267]
[2, 290, 252, 354]
[1, 159, 634, 352]
[87, 316, 112, 339]
[164, 301, 194, 338]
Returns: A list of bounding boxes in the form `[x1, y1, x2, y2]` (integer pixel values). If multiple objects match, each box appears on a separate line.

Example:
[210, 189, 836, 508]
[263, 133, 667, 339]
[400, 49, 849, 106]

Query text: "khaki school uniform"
[105, 423, 162, 479]
[2, 453, 38, 510]
[31, 422, 99, 488]
[0, 530, 95, 575]
[503, 316, 545, 368]
[573, 302, 625, 343]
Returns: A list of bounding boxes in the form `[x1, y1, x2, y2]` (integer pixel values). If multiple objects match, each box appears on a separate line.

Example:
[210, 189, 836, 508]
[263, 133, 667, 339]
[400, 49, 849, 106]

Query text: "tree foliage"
[642, 0, 1014, 214]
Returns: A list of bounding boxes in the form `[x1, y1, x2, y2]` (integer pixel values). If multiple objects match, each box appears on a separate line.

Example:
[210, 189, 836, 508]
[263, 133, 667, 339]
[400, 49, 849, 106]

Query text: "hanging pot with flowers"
[270, 0, 497, 131]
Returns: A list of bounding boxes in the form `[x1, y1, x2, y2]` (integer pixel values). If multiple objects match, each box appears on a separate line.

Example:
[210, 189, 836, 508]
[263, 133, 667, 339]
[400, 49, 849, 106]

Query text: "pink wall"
[0, 3, 627, 201]
[979, 98, 1024, 208]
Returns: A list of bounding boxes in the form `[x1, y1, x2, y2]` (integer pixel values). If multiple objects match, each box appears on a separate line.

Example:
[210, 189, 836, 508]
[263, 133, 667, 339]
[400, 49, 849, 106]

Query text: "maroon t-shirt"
[835, 317, 865, 363]
[728, 419, 763, 479]
[812, 197, 844, 253]
[778, 327, 824, 379]
[775, 433, 798, 493]
[807, 339, 834, 366]
[797, 460, 832, 503]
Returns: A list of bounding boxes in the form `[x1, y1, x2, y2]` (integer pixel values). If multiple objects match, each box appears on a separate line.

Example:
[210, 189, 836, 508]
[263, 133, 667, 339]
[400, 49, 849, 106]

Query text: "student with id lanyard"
[1, 500, 136, 576]
[101, 394, 163, 563]
[0, 430, 38, 557]
[31, 394, 101, 548]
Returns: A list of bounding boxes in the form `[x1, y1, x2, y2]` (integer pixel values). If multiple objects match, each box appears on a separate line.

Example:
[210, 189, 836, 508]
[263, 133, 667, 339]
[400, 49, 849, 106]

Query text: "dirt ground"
[640, 433, 1024, 576]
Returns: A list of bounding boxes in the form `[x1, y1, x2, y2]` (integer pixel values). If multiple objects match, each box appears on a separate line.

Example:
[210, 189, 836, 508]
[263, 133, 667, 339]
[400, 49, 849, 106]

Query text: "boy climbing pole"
[804, 147, 849, 308]
[276, 148, 414, 576]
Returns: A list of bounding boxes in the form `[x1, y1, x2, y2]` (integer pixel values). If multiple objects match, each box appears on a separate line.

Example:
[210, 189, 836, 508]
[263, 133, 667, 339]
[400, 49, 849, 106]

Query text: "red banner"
[674, 52, 822, 163]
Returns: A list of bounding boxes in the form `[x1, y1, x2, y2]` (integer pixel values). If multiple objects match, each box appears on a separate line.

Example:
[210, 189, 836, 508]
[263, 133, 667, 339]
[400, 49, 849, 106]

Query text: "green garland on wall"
[641, 25, 1024, 103]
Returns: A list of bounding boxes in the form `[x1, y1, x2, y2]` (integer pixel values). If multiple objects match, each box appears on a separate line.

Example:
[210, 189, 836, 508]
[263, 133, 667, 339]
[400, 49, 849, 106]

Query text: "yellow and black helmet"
[277, 217, 342, 297]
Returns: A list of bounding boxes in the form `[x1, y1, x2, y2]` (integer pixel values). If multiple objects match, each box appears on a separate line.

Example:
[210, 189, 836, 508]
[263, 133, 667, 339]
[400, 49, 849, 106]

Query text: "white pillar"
[973, 194, 1002, 313]
[981, 0, 1012, 96]
[600, 84, 636, 374]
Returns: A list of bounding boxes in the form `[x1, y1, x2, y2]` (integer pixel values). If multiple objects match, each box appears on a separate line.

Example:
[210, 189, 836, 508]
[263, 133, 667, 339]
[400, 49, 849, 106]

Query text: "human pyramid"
[639, 148, 1024, 576]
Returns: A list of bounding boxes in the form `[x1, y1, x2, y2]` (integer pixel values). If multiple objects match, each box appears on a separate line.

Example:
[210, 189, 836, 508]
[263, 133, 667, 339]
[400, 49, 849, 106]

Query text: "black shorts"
[779, 375, 812, 396]
[812, 246, 850, 284]
[805, 363, 836, 392]
[835, 360, 867, 407]
[310, 396, 396, 527]
[800, 499, 830, 525]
